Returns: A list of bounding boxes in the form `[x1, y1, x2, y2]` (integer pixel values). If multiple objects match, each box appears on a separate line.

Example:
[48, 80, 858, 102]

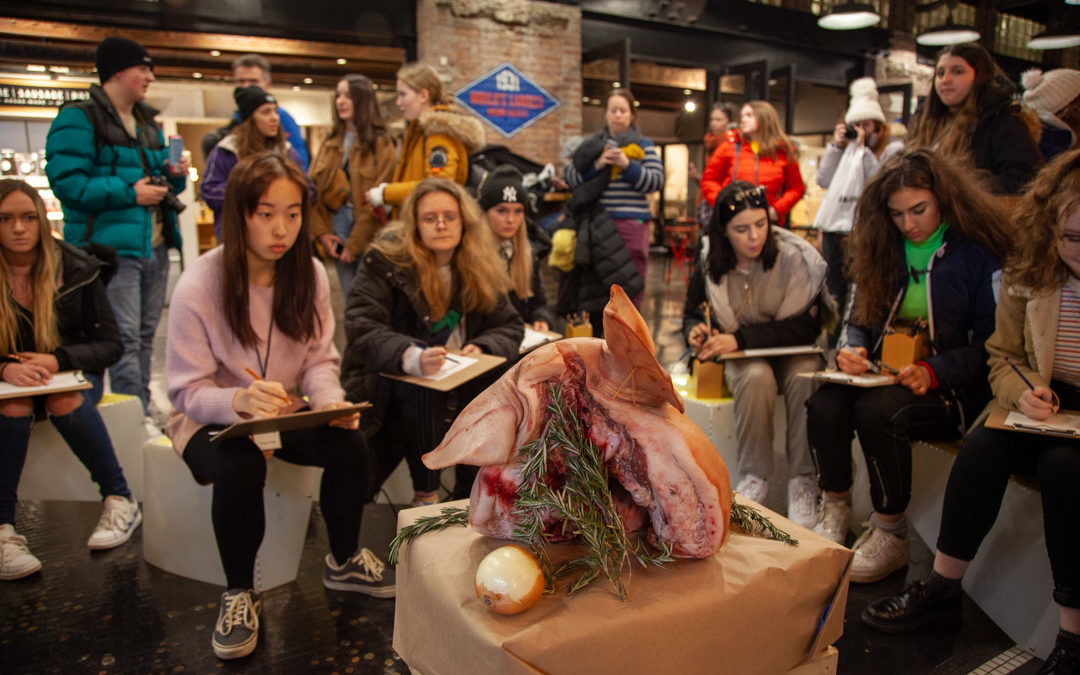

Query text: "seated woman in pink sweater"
[165, 152, 390, 662]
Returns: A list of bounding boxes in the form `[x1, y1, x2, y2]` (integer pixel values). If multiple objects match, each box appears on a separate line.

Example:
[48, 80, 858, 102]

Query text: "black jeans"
[182, 421, 370, 589]
[807, 383, 963, 515]
[937, 383, 1080, 609]
[821, 232, 850, 348]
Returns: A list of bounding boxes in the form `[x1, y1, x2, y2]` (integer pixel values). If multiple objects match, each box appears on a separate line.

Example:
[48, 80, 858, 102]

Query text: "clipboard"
[210, 402, 373, 441]
[985, 404, 1080, 438]
[0, 370, 92, 400]
[519, 326, 562, 354]
[796, 370, 896, 388]
[718, 345, 824, 360]
[381, 352, 507, 392]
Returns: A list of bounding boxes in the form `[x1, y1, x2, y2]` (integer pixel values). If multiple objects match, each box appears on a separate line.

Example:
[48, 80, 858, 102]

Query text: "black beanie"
[234, 86, 276, 122]
[478, 165, 527, 211]
[95, 37, 153, 84]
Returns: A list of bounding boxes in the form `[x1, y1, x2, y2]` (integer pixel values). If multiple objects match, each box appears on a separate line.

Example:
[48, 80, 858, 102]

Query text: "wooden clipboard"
[210, 402, 372, 441]
[0, 370, 92, 400]
[985, 404, 1080, 438]
[718, 345, 824, 360]
[380, 352, 506, 392]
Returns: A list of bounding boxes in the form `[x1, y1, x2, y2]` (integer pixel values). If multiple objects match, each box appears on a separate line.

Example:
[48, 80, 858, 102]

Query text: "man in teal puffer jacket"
[45, 37, 190, 418]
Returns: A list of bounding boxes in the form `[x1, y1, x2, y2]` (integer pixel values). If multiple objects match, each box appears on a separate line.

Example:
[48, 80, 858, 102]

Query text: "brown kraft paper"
[393, 499, 853, 675]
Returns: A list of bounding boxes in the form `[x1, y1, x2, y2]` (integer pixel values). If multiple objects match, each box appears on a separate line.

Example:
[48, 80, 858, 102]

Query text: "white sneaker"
[787, 475, 820, 528]
[850, 523, 910, 584]
[87, 496, 142, 550]
[144, 415, 163, 439]
[813, 499, 852, 544]
[734, 474, 768, 504]
[0, 524, 42, 580]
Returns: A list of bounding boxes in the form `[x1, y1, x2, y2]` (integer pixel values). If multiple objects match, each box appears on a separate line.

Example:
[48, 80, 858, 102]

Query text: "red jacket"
[700, 139, 805, 227]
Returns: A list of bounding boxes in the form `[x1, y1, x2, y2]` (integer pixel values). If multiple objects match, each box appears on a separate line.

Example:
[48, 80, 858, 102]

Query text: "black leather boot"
[1037, 629, 1080, 675]
[860, 571, 963, 634]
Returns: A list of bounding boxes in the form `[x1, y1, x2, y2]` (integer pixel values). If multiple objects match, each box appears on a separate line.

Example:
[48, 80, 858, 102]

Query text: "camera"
[844, 124, 858, 141]
[148, 175, 186, 215]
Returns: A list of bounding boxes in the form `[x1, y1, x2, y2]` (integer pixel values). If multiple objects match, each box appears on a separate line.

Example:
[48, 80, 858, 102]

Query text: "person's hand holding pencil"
[1006, 357, 1060, 421]
[233, 367, 293, 419]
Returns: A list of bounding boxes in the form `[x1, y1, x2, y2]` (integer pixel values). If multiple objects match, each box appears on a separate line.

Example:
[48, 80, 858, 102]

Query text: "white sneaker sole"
[850, 557, 909, 584]
[0, 558, 42, 580]
[322, 578, 396, 598]
[87, 507, 143, 551]
[212, 631, 258, 660]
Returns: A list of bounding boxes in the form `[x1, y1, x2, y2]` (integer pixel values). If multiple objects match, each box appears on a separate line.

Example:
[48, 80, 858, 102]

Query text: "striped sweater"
[564, 136, 664, 220]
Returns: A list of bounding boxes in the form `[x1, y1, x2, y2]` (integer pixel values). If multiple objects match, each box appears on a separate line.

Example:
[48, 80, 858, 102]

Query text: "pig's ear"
[602, 285, 684, 413]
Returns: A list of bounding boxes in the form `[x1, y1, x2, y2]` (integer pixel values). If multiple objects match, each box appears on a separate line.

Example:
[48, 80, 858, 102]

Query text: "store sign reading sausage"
[455, 63, 560, 138]
[0, 85, 90, 108]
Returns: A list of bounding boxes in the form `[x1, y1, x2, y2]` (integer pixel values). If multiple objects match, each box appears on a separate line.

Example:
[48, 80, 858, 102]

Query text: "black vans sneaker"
[212, 589, 261, 660]
[323, 548, 396, 598]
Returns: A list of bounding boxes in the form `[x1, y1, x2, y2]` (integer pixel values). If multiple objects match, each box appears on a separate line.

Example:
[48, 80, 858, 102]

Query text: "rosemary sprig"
[730, 498, 799, 546]
[388, 505, 469, 565]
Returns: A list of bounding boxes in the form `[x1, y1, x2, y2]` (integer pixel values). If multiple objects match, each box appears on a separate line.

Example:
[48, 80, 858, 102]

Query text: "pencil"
[243, 367, 292, 405]
[6, 353, 25, 362]
[1003, 357, 1037, 391]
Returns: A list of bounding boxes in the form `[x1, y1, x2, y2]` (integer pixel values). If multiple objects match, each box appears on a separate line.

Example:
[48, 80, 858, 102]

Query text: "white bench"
[907, 440, 1057, 660]
[17, 393, 145, 502]
[141, 435, 323, 592]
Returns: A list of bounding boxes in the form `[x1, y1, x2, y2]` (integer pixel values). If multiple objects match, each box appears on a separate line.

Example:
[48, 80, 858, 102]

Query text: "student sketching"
[862, 149, 1080, 674]
[342, 178, 522, 507]
[681, 181, 834, 529]
[806, 148, 1012, 584]
[164, 152, 390, 662]
[0, 180, 140, 581]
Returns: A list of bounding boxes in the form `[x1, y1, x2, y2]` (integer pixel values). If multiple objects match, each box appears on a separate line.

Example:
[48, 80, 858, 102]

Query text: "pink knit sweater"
[165, 247, 345, 454]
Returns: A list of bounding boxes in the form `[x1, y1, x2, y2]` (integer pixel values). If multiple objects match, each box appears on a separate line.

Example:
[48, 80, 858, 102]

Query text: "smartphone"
[168, 136, 184, 165]
[606, 139, 619, 149]
[330, 240, 344, 256]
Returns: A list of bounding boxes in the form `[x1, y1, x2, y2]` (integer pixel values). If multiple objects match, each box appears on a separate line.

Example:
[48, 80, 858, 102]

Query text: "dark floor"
[2, 253, 1048, 674]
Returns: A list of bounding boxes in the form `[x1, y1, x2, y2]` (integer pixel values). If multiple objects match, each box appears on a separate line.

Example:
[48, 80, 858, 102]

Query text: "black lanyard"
[254, 314, 274, 379]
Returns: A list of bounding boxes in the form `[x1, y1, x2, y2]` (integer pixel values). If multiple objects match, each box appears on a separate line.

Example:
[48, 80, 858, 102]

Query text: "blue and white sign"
[455, 62, 561, 138]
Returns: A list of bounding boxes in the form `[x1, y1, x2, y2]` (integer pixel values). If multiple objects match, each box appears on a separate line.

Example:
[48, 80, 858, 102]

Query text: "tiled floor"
[2, 252, 1049, 674]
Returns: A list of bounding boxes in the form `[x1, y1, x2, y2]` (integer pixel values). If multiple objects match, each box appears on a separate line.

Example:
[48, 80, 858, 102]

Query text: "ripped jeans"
[807, 383, 963, 515]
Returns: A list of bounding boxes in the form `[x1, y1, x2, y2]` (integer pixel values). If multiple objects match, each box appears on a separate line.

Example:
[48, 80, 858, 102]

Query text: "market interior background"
[1, 0, 1077, 673]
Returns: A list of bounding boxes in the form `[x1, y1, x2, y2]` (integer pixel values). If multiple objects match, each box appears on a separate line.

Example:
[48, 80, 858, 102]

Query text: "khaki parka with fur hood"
[383, 104, 485, 206]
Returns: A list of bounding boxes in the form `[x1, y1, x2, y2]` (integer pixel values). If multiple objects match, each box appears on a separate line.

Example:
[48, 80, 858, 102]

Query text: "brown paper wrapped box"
[393, 500, 853, 675]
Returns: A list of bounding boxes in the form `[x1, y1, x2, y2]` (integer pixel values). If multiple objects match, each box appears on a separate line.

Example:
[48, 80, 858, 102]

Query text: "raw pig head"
[423, 286, 732, 558]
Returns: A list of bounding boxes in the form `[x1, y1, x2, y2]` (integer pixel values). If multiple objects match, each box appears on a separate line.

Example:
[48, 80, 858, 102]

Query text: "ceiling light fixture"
[818, 2, 881, 30]
[303, 77, 313, 84]
[684, 100, 697, 112]
[192, 72, 203, 79]
[210, 50, 221, 56]
[1027, 26, 1080, 50]
[915, 0, 980, 46]
[337, 58, 347, 65]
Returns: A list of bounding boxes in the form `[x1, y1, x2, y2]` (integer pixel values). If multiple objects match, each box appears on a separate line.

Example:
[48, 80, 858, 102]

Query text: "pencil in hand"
[243, 367, 292, 405]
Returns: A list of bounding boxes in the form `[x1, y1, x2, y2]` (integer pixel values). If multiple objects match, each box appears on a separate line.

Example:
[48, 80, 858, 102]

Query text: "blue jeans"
[332, 203, 359, 301]
[106, 245, 170, 414]
[0, 391, 131, 524]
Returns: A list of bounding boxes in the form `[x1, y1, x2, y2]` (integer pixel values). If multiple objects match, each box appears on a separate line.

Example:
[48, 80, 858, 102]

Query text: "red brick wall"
[417, 0, 582, 168]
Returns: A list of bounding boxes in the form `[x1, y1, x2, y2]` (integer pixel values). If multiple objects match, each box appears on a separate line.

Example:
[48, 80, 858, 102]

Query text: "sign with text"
[454, 63, 560, 138]
[0, 84, 89, 108]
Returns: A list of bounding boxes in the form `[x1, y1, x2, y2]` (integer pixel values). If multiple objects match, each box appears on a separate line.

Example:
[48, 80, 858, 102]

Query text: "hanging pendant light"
[1027, 26, 1080, 50]
[916, 0, 980, 46]
[818, 2, 881, 30]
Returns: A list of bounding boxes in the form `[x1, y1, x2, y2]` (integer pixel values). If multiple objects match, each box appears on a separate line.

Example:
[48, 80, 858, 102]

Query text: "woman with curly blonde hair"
[862, 150, 1080, 672]
[806, 148, 1011, 584]
[343, 178, 522, 505]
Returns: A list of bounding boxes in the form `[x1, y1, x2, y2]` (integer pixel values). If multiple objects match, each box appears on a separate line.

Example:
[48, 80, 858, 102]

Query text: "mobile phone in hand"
[330, 240, 344, 256]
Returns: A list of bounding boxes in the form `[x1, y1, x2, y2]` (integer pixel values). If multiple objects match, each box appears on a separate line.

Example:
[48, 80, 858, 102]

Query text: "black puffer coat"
[968, 82, 1043, 195]
[341, 249, 523, 438]
[3, 240, 121, 376]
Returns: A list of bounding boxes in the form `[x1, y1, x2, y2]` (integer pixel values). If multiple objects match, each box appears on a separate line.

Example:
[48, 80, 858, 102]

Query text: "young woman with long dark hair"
[165, 152, 389, 661]
[309, 74, 396, 298]
[806, 148, 1012, 584]
[0, 180, 139, 581]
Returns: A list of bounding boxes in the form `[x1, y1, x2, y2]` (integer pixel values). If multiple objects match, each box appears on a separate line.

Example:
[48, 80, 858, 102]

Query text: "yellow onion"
[474, 545, 544, 615]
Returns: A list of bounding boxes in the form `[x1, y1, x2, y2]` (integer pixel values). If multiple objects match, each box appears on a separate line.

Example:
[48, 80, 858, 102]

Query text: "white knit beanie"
[844, 77, 886, 125]
[1022, 69, 1080, 115]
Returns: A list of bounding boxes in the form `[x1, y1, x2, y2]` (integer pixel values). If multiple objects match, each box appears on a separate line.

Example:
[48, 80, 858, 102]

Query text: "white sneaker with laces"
[734, 474, 768, 504]
[850, 523, 910, 584]
[87, 495, 142, 550]
[813, 499, 852, 545]
[0, 523, 42, 580]
[787, 475, 820, 528]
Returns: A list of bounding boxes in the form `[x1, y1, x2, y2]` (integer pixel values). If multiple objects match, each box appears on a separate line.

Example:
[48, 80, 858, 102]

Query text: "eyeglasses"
[419, 212, 460, 228]
[1060, 233, 1080, 250]
[721, 185, 768, 212]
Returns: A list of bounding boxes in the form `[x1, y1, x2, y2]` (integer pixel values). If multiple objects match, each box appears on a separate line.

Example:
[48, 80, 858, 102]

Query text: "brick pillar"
[417, 0, 583, 167]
